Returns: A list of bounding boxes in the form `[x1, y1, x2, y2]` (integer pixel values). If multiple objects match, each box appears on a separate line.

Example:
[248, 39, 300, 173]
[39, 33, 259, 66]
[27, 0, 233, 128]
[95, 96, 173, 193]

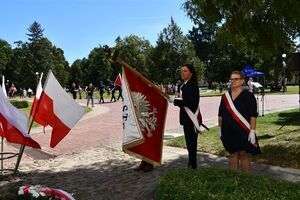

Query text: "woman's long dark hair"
[183, 64, 198, 85]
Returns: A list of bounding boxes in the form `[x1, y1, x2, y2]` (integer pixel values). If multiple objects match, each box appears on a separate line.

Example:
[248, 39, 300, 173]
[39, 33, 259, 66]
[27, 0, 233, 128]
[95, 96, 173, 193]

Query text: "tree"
[114, 35, 153, 79]
[183, 0, 300, 83]
[52, 47, 70, 86]
[0, 39, 13, 75]
[5, 41, 28, 88]
[26, 21, 44, 42]
[70, 59, 84, 86]
[149, 17, 204, 84]
[21, 21, 70, 88]
[83, 45, 112, 86]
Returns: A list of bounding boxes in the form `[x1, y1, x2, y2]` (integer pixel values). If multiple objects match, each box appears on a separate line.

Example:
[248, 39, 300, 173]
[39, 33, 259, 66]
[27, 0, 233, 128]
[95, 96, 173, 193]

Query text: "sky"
[0, 0, 194, 64]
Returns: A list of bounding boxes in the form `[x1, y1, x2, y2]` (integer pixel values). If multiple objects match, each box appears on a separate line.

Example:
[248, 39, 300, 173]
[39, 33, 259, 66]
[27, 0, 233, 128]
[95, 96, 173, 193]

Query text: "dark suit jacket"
[174, 79, 199, 125]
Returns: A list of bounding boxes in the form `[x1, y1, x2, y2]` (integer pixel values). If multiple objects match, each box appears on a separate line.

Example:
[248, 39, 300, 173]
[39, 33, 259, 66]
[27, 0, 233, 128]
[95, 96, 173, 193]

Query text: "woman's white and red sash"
[184, 106, 202, 133]
[222, 91, 250, 134]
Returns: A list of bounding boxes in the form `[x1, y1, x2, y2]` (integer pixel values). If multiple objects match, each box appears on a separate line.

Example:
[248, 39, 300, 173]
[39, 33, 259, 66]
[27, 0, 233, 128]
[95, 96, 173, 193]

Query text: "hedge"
[9, 100, 29, 109]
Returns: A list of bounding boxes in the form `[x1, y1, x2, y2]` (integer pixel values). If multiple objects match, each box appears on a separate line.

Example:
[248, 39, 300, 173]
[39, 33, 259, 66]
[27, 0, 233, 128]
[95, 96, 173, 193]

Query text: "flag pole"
[1, 137, 3, 175]
[14, 73, 46, 174]
[14, 120, 34, 174]
[13, 92, 44, 174]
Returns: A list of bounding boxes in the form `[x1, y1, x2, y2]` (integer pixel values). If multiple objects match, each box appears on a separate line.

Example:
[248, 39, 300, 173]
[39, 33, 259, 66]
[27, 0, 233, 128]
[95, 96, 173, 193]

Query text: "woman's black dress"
[218, 90, 261, 155]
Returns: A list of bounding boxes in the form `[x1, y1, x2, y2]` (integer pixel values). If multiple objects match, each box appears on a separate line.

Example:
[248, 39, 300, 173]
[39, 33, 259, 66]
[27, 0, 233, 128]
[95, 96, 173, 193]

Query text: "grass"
[74, 91, 121, 100]
[200, 85, 299, 97]
[166, 108, 300, 169]
[155, 167, 300, 200]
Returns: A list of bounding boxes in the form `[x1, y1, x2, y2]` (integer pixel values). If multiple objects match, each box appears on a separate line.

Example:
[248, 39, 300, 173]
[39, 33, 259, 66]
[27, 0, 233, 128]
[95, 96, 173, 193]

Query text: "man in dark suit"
[70, 83, 77, 100]
[173, 64, 200, 169]
[98, 81, 105, 103]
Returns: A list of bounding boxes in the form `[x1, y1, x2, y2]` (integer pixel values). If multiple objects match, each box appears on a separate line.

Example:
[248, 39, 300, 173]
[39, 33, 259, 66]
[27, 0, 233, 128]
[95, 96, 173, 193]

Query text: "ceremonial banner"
[0, 85, 40, 148]
[114, 73, 122, 87]
[122, 64, 168, 166]
[33, 70, 85, 148]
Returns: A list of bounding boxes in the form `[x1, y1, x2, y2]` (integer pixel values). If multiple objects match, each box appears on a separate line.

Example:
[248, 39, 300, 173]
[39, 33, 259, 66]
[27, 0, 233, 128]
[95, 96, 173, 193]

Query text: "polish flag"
[29, 73, 45, 124]
[2, 75, 7, 97]
[0, 85, 41, 149]
[33, 70, 85, 148]
[114, 73, 122, 87]
[121, 62, 168, 166]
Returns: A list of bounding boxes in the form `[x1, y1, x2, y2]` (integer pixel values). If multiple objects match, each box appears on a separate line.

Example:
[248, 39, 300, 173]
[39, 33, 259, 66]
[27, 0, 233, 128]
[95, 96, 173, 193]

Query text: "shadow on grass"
[273, 110, 300, 126]
[1, 147, 299, 200]
[255, 144, 300, 169]
[257, 134, 275, 140]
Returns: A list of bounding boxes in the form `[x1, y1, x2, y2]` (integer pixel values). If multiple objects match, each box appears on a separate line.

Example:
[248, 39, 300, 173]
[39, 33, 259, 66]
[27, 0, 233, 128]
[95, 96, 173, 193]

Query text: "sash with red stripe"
[184, 106, 203, 133]
[222, 91, 250, 134]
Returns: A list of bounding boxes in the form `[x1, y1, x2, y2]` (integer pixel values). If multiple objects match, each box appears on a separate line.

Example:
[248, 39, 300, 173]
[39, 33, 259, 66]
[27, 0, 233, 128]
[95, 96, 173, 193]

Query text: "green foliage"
[166, 108, 300, 168]
[10, 100, 29, 109]
[79, 46, 112, 87]
[149, 17, 205, 84]
[26, 21, 44, 42]
[70, 59, 84, 86]
[155, 167, 300, 200]
[2, 21, 70, 90]
[114, 35, 152, 78]
[0, 39, 13, 74]
[183, 0, 300, 84]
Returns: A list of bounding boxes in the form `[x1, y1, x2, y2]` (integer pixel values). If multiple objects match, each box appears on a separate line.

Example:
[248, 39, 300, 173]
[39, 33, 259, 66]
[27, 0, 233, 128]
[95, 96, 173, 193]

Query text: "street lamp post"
[35, 72, 39, 84]
[282, 54, 287, 93]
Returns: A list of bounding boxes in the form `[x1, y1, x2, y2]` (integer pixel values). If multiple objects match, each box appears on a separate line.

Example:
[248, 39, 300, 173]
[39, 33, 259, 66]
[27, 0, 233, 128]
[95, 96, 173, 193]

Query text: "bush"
[10, 100, 29, 109]
[155, 168, 300, 200]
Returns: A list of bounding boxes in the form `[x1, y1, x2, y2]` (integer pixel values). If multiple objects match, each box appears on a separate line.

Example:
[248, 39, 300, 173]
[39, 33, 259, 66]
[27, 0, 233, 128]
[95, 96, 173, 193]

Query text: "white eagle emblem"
[131, 92, 157, 137]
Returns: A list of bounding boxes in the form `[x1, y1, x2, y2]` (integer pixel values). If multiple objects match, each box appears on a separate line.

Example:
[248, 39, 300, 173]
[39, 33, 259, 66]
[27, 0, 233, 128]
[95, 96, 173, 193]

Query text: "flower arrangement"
[18, 185, 75, 200]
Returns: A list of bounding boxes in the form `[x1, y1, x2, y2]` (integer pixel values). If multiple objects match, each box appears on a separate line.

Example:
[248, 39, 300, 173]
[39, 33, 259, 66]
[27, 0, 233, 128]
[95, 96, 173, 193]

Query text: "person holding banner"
[173, 64, 200, 169]
[218, 71, 261, 173]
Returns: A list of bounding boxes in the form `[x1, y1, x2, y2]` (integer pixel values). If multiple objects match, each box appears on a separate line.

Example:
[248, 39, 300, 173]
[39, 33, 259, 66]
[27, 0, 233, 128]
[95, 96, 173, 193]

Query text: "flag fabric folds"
[33, 70, 85, 148]
[122, 64, 168, 166]
[114, 73, 122, 87]
[0, 85, 40, 149]
[29, 73, 45, 126]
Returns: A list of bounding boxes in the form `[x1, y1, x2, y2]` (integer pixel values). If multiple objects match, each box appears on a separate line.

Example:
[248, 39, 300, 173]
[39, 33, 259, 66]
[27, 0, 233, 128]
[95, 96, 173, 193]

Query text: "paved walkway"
[1, 94, 299, 199]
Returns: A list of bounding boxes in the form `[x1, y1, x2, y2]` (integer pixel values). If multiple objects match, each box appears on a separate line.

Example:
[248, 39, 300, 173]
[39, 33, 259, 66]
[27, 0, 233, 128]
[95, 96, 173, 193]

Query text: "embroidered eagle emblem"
[131, 92, 157, 137]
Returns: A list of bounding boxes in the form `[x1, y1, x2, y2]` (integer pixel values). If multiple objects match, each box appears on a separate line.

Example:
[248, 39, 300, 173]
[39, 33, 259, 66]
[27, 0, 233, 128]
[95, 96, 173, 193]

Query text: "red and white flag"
[29, 73, 44, 120]
[121, 64, 168, 166]
[2, 75, 7, 98]
[114, 73, 122, 87]
[33, 70, 85, 148]
[0, 85, 40, 149]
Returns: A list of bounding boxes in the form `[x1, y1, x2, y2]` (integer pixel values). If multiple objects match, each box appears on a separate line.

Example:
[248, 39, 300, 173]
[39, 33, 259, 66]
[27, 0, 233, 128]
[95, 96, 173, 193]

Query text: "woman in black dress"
[218, 71, 261, 173]
[173, 64, 200, 169]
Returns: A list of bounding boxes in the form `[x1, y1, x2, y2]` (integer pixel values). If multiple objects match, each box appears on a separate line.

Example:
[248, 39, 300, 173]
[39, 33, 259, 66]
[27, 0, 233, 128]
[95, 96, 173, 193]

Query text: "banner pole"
[1, 137, 3, 174]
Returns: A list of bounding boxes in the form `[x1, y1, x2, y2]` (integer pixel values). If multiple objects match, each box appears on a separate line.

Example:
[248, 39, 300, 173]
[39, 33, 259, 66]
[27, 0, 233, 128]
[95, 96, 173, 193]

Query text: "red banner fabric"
[122, 65, 168, 166]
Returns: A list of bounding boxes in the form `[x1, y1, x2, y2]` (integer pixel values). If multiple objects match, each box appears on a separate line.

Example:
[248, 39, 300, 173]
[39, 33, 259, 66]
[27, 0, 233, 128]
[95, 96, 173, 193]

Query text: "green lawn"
[200, 85, 299, 97]
[156, 168, 300, 200]
[74, 91, 121, 100]
[166, 108, 300, 169]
